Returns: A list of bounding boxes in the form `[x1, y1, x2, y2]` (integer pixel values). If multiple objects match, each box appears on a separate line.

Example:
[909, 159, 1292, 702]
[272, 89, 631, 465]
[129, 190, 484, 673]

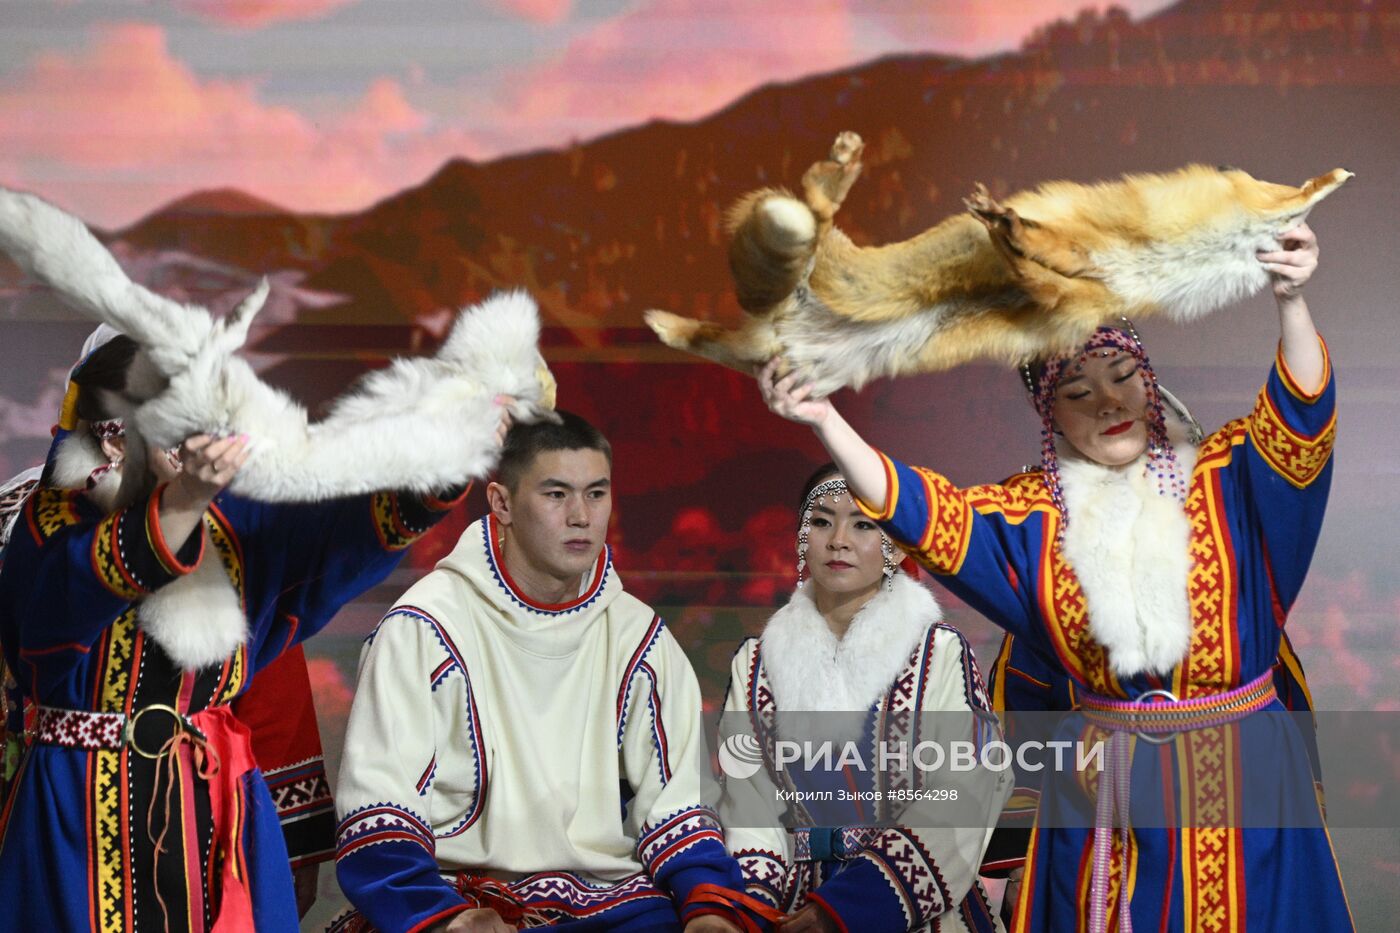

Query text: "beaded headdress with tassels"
[1019, 321, 1188, 538]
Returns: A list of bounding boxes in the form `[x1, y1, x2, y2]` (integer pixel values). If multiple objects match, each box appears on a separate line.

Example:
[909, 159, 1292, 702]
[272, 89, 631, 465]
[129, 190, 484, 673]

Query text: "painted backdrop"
[2, 1, 1398, 927]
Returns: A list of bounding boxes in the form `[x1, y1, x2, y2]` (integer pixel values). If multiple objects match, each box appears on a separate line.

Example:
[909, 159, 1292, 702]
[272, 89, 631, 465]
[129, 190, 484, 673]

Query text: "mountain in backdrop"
[2, 0, 1395, 577]
[99, 0, 1395, 387]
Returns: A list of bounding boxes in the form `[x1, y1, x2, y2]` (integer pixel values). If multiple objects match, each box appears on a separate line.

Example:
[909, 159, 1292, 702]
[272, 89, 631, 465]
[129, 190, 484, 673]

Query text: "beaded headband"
[797, 478, 847, 585]
[796, 477, 899, 589]
[1025, 324, 1185, 537]
[90, 418, 125, 439]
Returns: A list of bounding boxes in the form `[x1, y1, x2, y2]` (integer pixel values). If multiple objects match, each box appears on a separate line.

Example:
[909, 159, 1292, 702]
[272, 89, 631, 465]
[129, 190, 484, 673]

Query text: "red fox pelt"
[644, 131, 1351, 396]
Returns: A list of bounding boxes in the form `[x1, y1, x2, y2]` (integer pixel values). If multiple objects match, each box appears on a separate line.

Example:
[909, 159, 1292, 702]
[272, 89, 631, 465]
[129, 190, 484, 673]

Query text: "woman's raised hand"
[1258, 223, 1319, 302]
[175, 434, 252, 501]
[756, 359, 834, 427]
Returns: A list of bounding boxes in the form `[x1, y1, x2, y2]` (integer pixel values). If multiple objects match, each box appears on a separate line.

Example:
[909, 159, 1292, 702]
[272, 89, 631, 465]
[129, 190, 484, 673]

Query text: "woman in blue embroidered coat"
[0, 335, 471, 932]
[753, 224, 1352, 931]
[719, 465, 1009, 933]
[980, 628, 1328, 927]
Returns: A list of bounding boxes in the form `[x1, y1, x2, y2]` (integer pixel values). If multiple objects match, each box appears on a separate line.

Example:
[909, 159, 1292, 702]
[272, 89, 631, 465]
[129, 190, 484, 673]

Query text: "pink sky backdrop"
[174, 0, 362, 29]
[1, 0, 1174, 227]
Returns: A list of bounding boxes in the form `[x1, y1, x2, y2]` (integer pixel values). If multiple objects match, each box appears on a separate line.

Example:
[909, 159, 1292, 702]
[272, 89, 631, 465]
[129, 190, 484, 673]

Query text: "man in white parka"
[335, 412, 759, 933]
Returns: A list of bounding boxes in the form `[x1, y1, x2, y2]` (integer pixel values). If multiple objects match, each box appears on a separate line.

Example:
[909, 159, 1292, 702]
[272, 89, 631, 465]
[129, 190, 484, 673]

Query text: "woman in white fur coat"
[753, 225, 1352, 932]
[718, 464, 1009, 933]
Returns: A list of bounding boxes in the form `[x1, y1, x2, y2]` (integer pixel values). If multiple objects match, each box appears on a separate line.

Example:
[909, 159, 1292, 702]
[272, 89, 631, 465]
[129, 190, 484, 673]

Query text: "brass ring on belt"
[123, 704, 200, 759]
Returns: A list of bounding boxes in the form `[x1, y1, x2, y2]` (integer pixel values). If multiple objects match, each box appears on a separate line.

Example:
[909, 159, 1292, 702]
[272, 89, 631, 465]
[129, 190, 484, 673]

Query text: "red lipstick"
[1102, 420, 1135, 436]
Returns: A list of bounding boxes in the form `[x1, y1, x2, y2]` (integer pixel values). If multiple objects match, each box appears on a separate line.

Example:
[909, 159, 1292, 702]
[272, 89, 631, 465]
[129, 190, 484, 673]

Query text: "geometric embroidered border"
[336, 802, 436, 859]
[638, 806, 725, 876]
[792, 826, 882, 862]
[33, 706, 126, 749]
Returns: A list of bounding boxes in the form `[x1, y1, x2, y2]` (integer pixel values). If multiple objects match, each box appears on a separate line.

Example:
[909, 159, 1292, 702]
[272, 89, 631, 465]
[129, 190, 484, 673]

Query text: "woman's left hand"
[1258, 223, 1319, 301]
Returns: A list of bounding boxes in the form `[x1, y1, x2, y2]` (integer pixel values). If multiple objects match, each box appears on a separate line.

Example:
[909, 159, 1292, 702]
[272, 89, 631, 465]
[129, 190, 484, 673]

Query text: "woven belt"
[1080, 673, 1277, 744]
[33, 704, 208, 759]
[791, 825, 880, 862]
[1078, 670, 1276, 933]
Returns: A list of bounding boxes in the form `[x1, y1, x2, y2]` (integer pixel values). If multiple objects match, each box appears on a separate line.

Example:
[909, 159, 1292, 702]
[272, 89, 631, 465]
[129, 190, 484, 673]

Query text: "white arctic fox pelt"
[0, 186, 557, 503]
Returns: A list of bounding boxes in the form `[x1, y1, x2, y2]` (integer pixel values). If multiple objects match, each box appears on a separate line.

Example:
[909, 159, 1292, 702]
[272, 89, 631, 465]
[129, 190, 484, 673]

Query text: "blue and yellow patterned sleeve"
[1247, 337, 1336, 491]
[854, 453, 1050, 642]
[1241, 336, 1336, 611]
[0, 485, 203, 665]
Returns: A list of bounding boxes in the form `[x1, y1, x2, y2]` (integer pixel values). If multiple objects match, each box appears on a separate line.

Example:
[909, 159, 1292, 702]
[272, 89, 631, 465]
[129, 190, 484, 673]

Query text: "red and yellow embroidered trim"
[91, 612, 138, 930]
[91, 510, 144, 600]
[372, 492, 418, 551]
[1178, 433, 1239, 698]
[1180, 725, 1245, 930]
[205, 507, 248, 701]
[967, 472, 1057, 526]
[26, 486, 81, 543]
[1248, 391, 1336, 490]
[1037, 522, 1122, 696]
[913, 467, 973, 575]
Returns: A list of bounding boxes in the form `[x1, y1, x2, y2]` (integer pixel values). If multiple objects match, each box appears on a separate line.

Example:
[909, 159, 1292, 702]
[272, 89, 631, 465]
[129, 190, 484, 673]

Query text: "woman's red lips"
[825, 560, 854, 570]
[1102, 420, 1136, 436]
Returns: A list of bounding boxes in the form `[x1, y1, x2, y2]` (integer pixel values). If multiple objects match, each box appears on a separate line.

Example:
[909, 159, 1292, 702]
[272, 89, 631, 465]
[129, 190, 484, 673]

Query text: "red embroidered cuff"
[147, 484, 206, 576]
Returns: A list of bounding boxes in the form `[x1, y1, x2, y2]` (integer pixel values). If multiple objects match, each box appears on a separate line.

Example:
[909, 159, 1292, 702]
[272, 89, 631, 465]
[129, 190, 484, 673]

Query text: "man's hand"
[292, 863, 319, 919]
[779, 903, 839, 932]
[684, 914, 745, 933]
[438, 908, 517, 932]
[1258, 223, 1319, 302]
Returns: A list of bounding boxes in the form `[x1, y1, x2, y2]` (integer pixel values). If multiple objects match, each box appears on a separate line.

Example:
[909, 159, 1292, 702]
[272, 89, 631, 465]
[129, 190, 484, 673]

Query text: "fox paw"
[829, 131, 864, 166]
[964, 183, 1027, 258]
[803, 133, 864, 222]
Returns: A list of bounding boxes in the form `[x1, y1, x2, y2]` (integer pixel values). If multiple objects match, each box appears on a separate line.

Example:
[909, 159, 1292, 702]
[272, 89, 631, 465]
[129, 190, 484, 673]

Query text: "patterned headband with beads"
[1026, 323, 1187, 536]
[796, 477, 898, 589]
[90, 418, 124, 439]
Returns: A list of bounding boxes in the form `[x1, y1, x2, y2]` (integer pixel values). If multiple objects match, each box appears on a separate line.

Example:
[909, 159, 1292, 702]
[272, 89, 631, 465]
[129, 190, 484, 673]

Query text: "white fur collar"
[137, 537, 247, 670]
[48, 432, 246, 670]
[760, 573, 941, 711]
[1057, 439, 1199, 678]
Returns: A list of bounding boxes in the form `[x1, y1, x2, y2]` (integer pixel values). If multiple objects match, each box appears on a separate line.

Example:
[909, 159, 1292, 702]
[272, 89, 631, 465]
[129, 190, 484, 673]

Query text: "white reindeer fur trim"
[760, 573, 942, 712]
[1057, 427, 1200, 678]
[136, 542, 247, 670]
[140, 289, 549, 501]
[46, 432, 244, 669]
[0, 186, 555, 504]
